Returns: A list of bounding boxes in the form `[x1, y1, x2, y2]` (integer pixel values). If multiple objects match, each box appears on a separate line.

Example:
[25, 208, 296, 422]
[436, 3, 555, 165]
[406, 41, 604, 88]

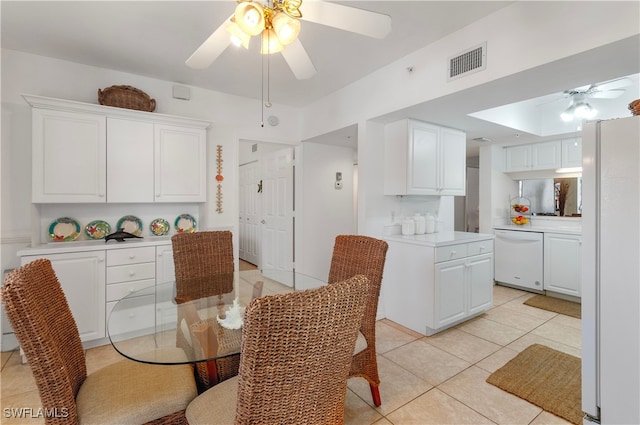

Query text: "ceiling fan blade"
[186, 16, 233, 69]
[300, 1, 391, 39]
[591, 89, 626, 99]
[281, 39, 317, 80]
[595, 77, 633, 92]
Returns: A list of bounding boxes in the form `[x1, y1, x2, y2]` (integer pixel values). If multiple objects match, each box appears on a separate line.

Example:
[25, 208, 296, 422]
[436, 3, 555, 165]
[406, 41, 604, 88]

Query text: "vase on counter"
[425, 213, 435, 234]
[414, 214, 426, 234]
[401, 217, 415, 235]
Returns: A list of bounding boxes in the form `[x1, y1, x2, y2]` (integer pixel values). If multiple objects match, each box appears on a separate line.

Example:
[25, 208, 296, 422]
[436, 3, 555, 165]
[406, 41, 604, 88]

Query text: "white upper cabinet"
[154, 124, 207, 203]
[505, 140, 561, 172]
[26, 95, 209, 204]
[504, 138, 582, 173]
[32, 109, 107, 203]
[384, 119, 466, 196]
[107, 117, 155, 203]
[561, 137, 583, 168]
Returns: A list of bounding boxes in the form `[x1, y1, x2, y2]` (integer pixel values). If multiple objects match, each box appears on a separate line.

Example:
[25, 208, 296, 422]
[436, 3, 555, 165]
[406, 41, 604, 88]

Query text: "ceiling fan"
[559, 77, 632, 122]
[185, 0, 392, 80]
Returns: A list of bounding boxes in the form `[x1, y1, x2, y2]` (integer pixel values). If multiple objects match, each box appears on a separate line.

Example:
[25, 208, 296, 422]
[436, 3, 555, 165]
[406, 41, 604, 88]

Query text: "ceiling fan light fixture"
[261, 28, 284, 54]
[235, 2, 265, 36]
[226, 22, 251, 49]
[272, 11, 301, 45]
[561, 104, 575, 122]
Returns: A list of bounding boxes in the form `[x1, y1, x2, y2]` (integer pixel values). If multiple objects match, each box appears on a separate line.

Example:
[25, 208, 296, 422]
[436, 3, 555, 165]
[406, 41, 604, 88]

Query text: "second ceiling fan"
[185, 0, 392, 80]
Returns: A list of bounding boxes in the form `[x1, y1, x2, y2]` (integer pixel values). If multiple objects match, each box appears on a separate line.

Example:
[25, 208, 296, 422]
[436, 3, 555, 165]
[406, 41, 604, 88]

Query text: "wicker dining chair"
[185, 274, 370, 425]
[328, 235, 389, 407]
[171, 230, 239, 391]
[1, 258, 197, 425]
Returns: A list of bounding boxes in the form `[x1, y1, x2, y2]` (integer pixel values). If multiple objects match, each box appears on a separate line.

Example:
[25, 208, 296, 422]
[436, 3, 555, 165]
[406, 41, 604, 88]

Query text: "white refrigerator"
[582, 115, 640, 424]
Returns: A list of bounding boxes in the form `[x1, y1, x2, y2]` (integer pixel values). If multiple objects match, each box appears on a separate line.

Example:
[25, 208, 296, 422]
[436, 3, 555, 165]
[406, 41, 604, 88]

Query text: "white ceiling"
[3, 1, 639, 155]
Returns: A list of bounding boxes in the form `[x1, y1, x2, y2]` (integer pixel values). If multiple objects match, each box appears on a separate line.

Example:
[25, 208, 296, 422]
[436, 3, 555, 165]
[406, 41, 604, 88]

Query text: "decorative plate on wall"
[175, 214, 197, 233]
[149, 218, 170, 236]
[49, 217, 81, 242]
[116, 215, 143, 236]
[84, 220, 111, 240]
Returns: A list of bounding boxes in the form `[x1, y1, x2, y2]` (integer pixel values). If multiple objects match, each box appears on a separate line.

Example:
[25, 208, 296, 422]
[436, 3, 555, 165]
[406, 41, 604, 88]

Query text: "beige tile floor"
[0, 284, 581, 425]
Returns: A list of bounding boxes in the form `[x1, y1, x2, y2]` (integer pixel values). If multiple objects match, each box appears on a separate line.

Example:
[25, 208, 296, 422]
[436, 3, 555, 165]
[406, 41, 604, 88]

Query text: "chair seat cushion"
[77, 349, 197, 425]
[354, 331, 368, 355]
[186, 375, 239, 425]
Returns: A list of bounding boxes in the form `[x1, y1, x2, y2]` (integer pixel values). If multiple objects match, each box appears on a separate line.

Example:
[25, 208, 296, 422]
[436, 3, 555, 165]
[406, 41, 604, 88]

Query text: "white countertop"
[17, 236, 173, 256]
[493, 225, 582, 235]
[384, 231, 494, 247]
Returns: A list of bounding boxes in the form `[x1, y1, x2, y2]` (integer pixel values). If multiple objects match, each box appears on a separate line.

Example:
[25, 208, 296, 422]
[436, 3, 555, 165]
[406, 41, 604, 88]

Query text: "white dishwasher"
[494, 229, 544, 292]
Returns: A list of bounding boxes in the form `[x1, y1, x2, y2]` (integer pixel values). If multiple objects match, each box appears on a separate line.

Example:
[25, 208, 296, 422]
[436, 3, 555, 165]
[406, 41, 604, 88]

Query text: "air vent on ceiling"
[448, 42, 487, 81]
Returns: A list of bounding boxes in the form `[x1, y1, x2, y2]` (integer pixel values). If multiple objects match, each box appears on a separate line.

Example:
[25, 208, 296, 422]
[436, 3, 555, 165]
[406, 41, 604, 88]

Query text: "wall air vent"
[448, 42, 487, 81]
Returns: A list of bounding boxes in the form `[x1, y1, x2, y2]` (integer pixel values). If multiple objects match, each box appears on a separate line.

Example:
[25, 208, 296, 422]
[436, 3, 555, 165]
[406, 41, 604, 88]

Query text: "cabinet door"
[531, 141, 561, 170]
[156, 244, 175, 284]
[440, 127, 466, 195]
[32, 109, 106, 203]
[21, 251, 106, 342]
[434, 258, 467, 327]
[561, 138, 582, 168]
[544, 233, 581, 297]
[504, 145, 530, 172]
[107, 117, 154, 202]
[155, 124, 207, 202]
[407, 122, 439, 194]
[467, 253, 494, 315]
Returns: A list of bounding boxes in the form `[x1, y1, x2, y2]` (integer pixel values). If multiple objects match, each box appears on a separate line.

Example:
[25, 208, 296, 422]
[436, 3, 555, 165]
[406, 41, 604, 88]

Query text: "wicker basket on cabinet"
[98, 85, 156, 112]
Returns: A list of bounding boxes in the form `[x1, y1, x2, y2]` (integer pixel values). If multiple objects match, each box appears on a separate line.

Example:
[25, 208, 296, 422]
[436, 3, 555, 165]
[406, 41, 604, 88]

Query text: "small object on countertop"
[425, 213, 435, 234]
[414, 214, 426, 235]
[401, 217, 415, 235]
[105, 230, 144, 243]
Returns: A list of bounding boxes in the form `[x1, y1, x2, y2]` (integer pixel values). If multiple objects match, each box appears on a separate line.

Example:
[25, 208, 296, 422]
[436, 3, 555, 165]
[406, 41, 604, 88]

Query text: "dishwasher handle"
[495, 230, 543, 242]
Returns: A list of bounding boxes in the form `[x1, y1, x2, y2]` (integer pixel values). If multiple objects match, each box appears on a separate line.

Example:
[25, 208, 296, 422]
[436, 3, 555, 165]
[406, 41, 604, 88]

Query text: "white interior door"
[260, 148, 294, 272]
[239, 161, 261, 266]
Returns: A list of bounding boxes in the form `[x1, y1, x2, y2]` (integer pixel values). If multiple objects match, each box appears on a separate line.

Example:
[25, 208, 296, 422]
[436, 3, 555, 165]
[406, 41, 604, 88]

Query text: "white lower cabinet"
[435, 252, 494, 330]
[544, 232, 582, 297]
[156, 243, 176, 284]
[18, 240, 177, 346]
[20, 251, 106, 342]
[106, 246, 157, 336]
[383, 236, 494, 336]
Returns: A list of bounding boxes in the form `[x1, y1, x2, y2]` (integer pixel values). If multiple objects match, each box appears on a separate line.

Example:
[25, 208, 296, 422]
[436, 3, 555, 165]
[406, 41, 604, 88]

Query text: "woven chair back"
[171, 230, 234, 300]
[235, 275, 370, 425]
[2, 259, 87, 424]
[328, 235, 388, 333]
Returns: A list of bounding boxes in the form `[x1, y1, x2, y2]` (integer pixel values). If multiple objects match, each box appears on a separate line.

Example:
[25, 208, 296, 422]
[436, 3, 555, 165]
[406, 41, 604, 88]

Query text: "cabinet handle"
[479, 246, 485, 251]
[129, 271, 135, 277]
[450, 251, 456, 257]
[129, 255, 136, 259]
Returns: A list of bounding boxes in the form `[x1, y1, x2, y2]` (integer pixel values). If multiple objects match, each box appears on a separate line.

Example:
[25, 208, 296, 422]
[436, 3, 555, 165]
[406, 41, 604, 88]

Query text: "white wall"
[296, 142, 356, 280]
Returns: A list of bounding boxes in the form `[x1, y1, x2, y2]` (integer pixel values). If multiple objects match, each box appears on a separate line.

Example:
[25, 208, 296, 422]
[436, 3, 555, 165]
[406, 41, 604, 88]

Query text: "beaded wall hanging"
[215, 145, 224, 213]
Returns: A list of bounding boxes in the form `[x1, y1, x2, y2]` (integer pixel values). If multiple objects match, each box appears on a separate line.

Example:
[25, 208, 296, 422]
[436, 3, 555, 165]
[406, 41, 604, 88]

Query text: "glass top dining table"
[107, 269, 326, 366]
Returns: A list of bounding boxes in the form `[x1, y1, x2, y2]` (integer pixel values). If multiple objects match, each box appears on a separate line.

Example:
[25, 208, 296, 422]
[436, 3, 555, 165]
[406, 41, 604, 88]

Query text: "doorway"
[238, 142, 294, 273]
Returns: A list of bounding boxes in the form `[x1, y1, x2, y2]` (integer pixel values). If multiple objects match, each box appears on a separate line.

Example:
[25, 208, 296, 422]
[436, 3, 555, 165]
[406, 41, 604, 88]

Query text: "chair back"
[1, 259, 86, 424]
[171, 230, 234, 300]
[328, 235, 388, 334]
[235, 275, 370, 425]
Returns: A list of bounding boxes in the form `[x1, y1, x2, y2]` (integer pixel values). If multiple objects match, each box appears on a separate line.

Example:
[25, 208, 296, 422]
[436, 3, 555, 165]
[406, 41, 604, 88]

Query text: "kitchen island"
[382, 231, 494, 336]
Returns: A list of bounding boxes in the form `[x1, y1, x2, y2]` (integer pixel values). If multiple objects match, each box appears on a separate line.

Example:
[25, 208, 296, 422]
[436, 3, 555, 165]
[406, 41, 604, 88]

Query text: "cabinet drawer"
[107, 262, 155, 284]
[106, 279, 156, 302]
[435, 244, 468, 263]
[106, 295, 155, 336]
[467, 240, 493, 256]
[107, 247, 156, 266]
